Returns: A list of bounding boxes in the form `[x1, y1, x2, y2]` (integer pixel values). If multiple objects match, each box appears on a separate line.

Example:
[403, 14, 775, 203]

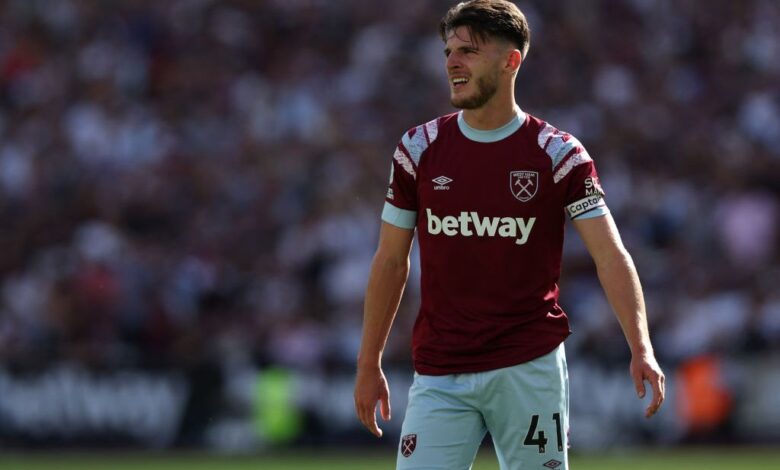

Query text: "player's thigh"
[481, 344, 569, 470]
[397, 374, 487, 470]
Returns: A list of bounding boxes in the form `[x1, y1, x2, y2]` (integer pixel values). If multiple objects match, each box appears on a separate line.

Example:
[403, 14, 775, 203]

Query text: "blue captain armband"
[381, 202, 417, 229]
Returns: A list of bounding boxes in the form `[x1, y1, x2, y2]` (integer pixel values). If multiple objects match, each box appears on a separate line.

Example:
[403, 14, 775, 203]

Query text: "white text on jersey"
[426, 208, 536, 245]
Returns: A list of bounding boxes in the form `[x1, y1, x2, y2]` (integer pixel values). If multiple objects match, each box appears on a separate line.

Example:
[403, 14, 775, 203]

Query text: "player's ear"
[505, 49, 522, 73]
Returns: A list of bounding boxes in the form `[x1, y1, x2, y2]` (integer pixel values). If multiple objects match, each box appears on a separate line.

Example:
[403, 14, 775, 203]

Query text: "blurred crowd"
[0, 0, 778, 383]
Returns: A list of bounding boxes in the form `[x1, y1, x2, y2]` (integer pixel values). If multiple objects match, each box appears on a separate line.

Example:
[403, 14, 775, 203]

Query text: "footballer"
[354, 1, 665, 468]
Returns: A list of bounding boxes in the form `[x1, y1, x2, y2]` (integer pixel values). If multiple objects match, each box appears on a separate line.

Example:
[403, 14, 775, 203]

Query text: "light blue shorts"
[397, 344, 569, 470]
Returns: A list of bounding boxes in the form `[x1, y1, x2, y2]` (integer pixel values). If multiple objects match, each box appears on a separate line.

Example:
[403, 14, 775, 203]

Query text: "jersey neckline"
[457, 107, 527, 143]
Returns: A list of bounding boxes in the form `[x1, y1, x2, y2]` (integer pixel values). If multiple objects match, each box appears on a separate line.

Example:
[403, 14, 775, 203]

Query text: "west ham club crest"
[400, 433, 417, 457]
[510, 171, 538, 202]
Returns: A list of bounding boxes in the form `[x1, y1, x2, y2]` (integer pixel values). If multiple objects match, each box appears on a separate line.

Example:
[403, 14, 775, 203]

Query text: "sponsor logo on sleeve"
[584, 176, 604, 196]
[510, 171, 538, 202]
[386, 164, 395, 199]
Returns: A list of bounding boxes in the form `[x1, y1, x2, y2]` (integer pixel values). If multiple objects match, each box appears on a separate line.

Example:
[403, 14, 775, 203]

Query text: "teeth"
[452, 77, 468, 84]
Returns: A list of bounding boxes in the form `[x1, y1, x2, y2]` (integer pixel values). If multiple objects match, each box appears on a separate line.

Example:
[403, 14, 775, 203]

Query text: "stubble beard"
[450, 69, 499, 110]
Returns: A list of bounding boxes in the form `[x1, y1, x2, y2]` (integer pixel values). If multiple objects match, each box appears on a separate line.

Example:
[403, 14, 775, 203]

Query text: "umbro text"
[426, 208, 536, 245]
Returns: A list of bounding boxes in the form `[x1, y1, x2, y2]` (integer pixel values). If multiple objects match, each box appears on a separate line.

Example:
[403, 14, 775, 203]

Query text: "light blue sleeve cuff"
[381, 202, 417, 229]
[572, 205, 610, 220]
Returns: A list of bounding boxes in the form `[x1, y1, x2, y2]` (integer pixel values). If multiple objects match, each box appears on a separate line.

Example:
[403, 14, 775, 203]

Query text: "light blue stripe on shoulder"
[401, 128, 427, 165]
[551, 138, 580, 167]
[401, 118, 440, 165]
[381, 202, 417, 229]
[572, 205, 610, 220]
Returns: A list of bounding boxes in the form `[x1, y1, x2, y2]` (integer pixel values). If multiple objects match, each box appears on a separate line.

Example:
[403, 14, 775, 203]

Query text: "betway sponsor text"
[426, 208, 536, 245]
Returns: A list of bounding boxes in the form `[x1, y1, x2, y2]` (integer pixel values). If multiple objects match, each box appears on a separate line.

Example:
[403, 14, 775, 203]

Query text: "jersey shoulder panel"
[525, 114, 593, 183]
[398, 113, 458, 169]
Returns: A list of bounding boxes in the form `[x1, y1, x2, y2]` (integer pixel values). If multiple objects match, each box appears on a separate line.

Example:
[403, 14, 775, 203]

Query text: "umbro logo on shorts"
[543, 459, 562, 468]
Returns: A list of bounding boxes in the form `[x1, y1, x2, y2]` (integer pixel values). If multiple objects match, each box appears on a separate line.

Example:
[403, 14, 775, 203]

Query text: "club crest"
[400, 433, 417, 457]
[510, 171, 538, 202]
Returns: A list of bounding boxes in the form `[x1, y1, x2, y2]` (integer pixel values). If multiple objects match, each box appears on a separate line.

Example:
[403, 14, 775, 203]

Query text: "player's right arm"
[354, 222, 414, 437]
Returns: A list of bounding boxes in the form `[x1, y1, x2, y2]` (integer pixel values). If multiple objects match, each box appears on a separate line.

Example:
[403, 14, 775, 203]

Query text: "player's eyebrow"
[444, 45, 479, 56]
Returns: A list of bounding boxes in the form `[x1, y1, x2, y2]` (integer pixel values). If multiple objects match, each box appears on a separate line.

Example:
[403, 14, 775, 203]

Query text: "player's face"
[444, 26, 503, 110]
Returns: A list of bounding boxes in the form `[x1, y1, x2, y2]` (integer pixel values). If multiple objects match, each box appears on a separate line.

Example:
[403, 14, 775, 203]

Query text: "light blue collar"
[457, 107, 527, 143]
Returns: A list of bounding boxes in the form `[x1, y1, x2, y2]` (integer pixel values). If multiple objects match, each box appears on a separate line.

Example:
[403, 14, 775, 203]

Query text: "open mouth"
[451, 77, 469, 88]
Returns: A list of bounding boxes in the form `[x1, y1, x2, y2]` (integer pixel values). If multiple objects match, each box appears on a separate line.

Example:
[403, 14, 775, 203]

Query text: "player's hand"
[630, 352, 665, 418]
[354, 365, 391, 437]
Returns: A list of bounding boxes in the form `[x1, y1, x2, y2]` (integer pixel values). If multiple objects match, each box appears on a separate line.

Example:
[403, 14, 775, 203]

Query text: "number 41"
[523, 412, 564, 453]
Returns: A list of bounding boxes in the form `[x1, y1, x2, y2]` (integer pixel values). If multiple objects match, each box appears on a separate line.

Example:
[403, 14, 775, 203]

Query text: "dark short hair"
[439, 0, 531, 59]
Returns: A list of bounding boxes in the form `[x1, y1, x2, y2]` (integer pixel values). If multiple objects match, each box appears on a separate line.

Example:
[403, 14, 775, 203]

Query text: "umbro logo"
[432, 176, 452, 190]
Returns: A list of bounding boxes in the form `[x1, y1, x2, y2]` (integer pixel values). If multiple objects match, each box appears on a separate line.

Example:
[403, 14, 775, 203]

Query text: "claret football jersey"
[382, 108, 609, 375]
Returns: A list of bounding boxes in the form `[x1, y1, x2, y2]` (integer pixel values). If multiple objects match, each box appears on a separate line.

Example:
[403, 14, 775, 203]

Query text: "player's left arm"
[573, 214, 665, 418]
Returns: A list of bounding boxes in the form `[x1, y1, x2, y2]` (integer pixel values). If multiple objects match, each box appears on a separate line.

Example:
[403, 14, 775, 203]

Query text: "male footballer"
[354, 1, 665, 468]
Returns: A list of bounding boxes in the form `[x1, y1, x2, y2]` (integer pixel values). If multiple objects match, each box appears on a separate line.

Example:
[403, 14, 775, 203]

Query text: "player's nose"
[446, 52, 462, 71]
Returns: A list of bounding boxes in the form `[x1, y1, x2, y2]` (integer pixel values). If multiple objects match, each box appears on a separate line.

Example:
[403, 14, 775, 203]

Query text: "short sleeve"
[538, 122, 609, 220]
[382, 139, 419, 229]
[380, 119, 440, 229]
[560, 159, 609, 220]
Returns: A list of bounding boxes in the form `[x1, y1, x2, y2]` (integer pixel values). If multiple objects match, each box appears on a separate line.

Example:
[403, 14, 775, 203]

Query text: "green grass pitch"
[0, 448, 777, 470]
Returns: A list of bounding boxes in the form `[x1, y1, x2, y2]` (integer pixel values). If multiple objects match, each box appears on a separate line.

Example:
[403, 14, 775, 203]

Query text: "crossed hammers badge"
[510, 171, 539, 202]
[401, 433, 417, 457]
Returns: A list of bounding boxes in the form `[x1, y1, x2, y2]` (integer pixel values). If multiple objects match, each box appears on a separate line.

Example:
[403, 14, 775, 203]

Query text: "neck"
[462, 100, 518, 131]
